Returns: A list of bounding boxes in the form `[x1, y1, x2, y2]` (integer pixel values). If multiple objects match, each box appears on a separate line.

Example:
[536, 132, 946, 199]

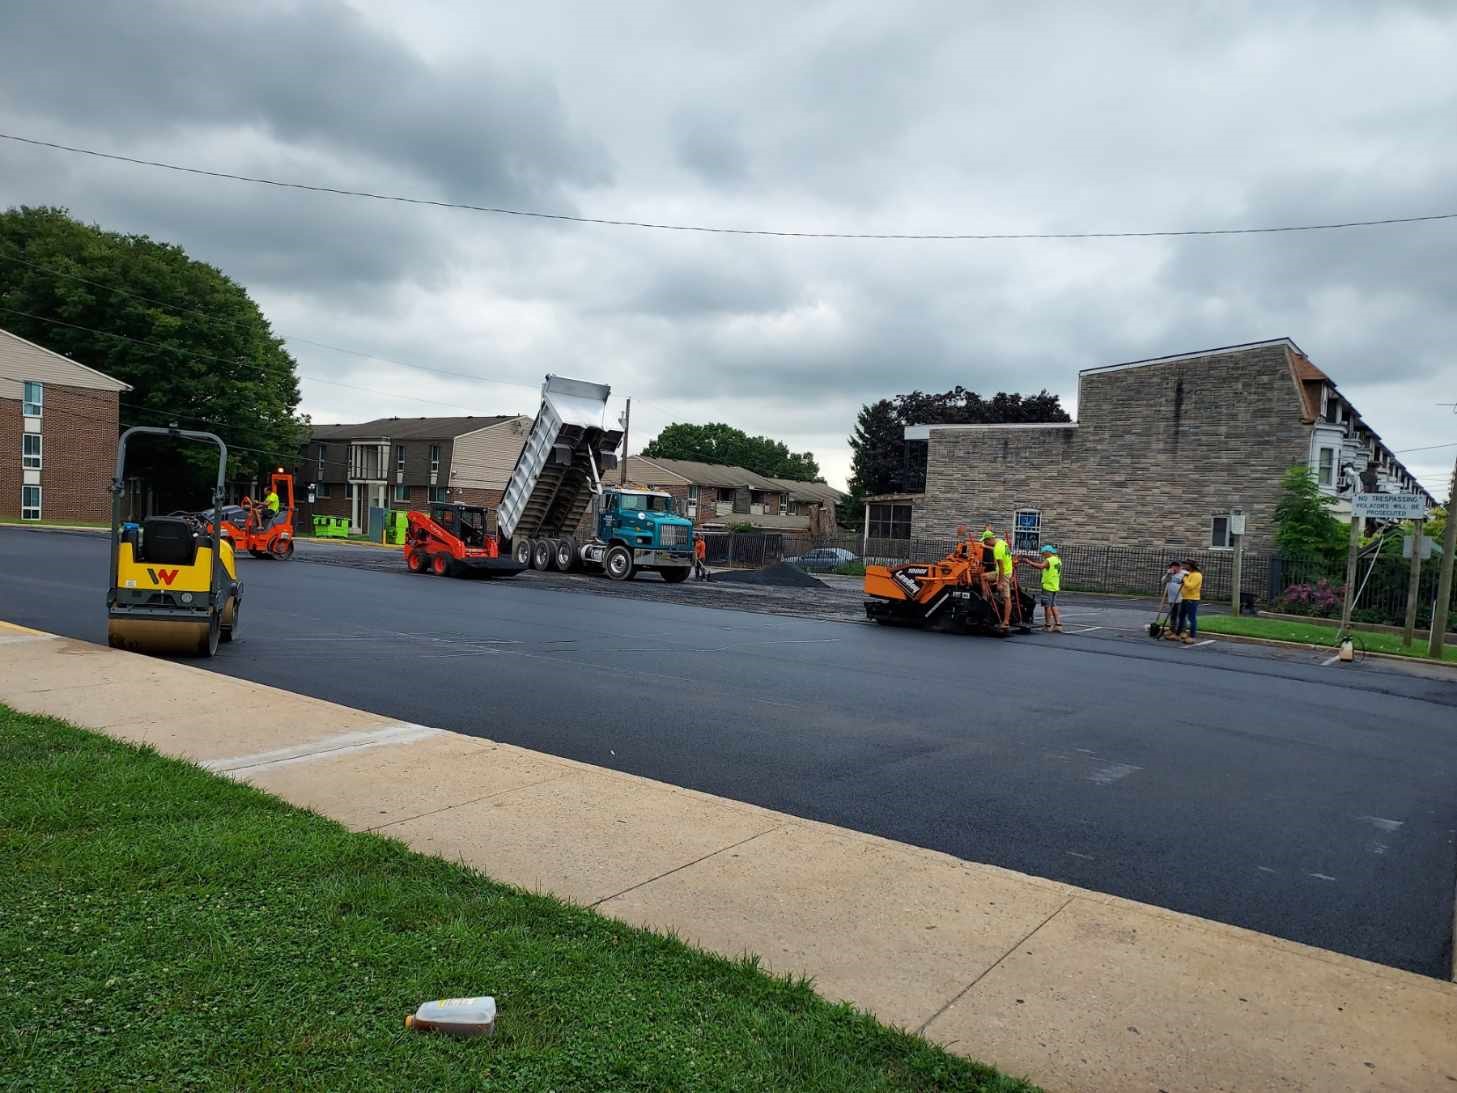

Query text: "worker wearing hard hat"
[979, 528, 1013, 632]
[263, 485, 281, 527]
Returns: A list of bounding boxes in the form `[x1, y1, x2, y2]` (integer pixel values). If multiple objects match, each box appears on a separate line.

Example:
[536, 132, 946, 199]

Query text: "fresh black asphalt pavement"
[4, 526, 1455, 977]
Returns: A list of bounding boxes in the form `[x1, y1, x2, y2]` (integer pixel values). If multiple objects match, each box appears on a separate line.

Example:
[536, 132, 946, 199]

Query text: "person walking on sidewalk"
[1020, 544, 1064, 631]
[1176, 559, 1203, 643]
[1161, 560, 1186, 641]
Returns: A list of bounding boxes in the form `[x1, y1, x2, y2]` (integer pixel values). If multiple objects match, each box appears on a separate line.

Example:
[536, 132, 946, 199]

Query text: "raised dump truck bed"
[497, 375, 622, 562]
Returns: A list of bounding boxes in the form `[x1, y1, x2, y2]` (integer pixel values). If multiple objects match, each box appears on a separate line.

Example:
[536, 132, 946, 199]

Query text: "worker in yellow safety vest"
[978, 528, 1014, 631]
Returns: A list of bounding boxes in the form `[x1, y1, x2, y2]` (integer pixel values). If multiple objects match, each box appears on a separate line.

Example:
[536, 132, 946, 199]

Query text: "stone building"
[873, 340, 1433, 556]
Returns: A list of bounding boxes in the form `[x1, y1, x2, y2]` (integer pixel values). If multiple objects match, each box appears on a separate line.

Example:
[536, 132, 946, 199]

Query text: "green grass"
[831, 561, 868, 576]
[1197, 615, 1457, 662]
[0, 708, 1034, 1092]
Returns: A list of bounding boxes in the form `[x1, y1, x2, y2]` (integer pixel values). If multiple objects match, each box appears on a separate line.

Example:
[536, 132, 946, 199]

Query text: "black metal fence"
[736, 531, 1456, 631]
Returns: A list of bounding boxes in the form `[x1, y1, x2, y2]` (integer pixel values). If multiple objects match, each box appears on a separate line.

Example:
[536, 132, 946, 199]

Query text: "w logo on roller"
[146, 568, 180, 586]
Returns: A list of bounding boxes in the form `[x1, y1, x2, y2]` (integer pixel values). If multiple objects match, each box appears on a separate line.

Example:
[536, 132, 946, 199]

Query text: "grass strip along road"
[0, 707, 1033, 1093]
[1197, 614, 1457, 662]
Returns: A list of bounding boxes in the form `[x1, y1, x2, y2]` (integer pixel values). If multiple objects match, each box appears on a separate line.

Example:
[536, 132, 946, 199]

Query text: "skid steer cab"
[107, 427, 242, 658]
[403, 503, 527, 578]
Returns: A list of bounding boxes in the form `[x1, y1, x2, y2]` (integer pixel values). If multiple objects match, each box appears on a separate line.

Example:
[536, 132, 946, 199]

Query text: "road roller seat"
[139, 517, 199, 566]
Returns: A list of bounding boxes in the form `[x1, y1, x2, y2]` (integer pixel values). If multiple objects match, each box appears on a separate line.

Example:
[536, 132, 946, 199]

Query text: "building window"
[317, 443, 327, 479]
[716, 487, 736, 503]
[345, 482, 355, 500]
[316, 482, 331, 499]
[396, 444, 406, 471]
[1211, 513, 1232, 550]
[686, 485, 698, 518]
[22, 433, 42, 470]
[1013, 509, 1041, 553]
[393, 483, 410, 502]
[21, 485, 41, 520]
[868, 503, 912, 540]
[22, 381, 43, 417]
[429, 486, 448, 503]
[1317, 448, 1335, 487]
[429, 444, 440, 475]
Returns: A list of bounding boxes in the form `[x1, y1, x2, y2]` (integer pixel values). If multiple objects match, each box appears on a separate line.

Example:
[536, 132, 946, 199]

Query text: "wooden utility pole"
[619, 398, 630, 485]
[1230, 525, 1244, 617]
[1338, 506, 1362, 636]
[1427, 452, 1457, 659]
[1402, 518, 1424, 646]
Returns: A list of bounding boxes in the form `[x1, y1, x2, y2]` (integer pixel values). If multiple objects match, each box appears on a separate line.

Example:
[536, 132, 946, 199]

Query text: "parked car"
[786, 547, 859, 572]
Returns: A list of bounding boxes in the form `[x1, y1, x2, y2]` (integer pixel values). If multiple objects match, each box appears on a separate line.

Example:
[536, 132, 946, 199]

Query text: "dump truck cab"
[593, 487, 694, 581]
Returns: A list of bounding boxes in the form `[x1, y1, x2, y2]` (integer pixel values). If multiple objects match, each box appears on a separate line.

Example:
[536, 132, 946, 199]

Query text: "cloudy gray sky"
[3, 0, 1455, 493]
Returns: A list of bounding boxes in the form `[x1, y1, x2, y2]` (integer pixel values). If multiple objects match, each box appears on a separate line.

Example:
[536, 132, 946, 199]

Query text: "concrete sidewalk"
[4, 620, 1455, 1092]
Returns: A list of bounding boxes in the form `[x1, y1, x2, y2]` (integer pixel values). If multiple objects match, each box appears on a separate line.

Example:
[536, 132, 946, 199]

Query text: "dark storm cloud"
[0, 0, 611, 202]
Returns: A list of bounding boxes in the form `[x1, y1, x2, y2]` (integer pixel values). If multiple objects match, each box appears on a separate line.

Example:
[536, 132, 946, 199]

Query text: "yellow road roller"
[107, 426, 242, 657]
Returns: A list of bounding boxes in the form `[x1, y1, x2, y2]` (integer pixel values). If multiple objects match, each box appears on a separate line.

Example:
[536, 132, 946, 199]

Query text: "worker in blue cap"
[1018, 543, 1063, 632]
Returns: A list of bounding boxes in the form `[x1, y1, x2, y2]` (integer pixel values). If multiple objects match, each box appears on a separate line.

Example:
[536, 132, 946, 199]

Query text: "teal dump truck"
[497, 376, 694, 582]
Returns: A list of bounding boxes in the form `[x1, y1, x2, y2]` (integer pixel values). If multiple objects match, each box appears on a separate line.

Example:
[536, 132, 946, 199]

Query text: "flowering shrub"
[1274, 579, 1345, 618]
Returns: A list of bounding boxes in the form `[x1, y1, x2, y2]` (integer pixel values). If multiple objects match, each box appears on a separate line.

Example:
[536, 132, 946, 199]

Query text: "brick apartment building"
[0, 326, 130, 524]
[870, 339, 1433, 556]
[625, 455, 842, 533]
[302, 415, 531, 533]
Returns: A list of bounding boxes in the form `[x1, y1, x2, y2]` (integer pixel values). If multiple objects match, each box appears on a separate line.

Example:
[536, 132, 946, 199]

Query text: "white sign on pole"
[1351, 492, 1427, 521]
[1402, 535, 1440, 560]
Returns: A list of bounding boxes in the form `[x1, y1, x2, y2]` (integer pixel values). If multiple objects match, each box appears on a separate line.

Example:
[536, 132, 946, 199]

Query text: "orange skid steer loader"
[864, 529, 1036, 636]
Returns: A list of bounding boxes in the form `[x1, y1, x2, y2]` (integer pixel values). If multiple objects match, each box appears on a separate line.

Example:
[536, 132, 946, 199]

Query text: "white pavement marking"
[1064, 626, 1102, 634]
[202, 723, 442, 775]
[1188, 639, 1216, 648]
[1321, 654, 1342, 666]
[1065, 850, 1094, 860]
[1357, 816, 1405, 833]
[1307, 872, 1338, 882]
[1256, 866, 1277, 874]
[1087, 762, 1141, 785]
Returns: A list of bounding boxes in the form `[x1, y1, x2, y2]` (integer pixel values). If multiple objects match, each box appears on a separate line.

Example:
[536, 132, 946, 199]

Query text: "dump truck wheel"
[431, 553, 451, 577]
[406, 550, 426, 573]
[532, 538, 553, 571]
[605, 545, 635, 581]
[554, 537, 577, 571]
[659, 567, 689, 584]
[512, 538, 532, 567]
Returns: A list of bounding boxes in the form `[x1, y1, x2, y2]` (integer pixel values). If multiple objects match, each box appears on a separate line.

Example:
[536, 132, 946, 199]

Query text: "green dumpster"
[312, 514, 349, 539]
[383, 510, 408, 546]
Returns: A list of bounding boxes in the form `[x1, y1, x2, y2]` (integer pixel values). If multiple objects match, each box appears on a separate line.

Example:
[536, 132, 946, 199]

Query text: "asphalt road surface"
[5, 527, 1455, 977]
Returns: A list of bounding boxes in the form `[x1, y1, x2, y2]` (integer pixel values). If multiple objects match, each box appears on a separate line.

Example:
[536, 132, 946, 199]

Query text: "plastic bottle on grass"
[405, 996, 496, 1037]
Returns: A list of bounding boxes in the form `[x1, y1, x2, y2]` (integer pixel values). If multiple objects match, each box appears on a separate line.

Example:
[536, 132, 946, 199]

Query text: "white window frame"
[1317, 447, 1335, 487]
[429, 444, 440, 476]
[393, 482, 410, 502]
[317, 443, 326, 480]
[1211, 513, 1232, 550]
[345, 482, 355, 500]
[21, 484, 41, 520]
[686, 485, 698, 518]
[316, 482, 331, 499]
[22, 433, 42, 470]
[22, 381, 43, 417]
[396, 444, 406, 471]
[1013, 508, 1041, 553]
[429, 486, 448, 504]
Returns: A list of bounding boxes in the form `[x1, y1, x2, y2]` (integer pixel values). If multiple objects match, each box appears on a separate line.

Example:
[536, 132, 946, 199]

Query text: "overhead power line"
[6, 131, 1457, 241]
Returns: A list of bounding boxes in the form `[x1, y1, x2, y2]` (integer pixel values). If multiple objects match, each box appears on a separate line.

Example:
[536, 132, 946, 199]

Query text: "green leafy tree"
[0, 206, 307, 501]
[642, 422, 821, 481]
[1273, 465, 1348, 559]
[840, 399, 903, 528]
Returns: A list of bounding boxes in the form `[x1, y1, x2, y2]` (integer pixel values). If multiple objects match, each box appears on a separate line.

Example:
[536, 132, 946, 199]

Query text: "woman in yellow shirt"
[1177, 559, 1203, 643]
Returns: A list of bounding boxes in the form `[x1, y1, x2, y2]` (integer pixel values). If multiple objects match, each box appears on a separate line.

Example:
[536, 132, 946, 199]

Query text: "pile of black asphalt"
[712, 562, 828, 589]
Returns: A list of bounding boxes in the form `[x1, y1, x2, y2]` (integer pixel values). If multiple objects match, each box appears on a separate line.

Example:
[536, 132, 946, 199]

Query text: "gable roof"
[628, 455, 782, 490]
[766, 477, 844, 504]
[0, 326, 132, 399]
[308, 415, 518, 442]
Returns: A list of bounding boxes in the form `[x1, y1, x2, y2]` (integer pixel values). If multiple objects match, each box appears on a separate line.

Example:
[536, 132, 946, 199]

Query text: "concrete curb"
[1196, 627, 1457, 673]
